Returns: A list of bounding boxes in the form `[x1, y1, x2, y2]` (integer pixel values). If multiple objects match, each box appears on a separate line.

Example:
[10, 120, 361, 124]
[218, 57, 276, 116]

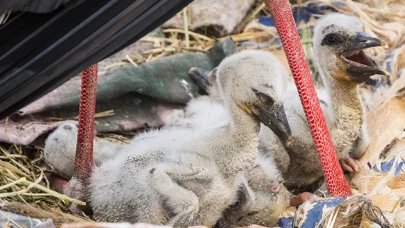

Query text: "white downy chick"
[89, 50, 292, 227]
[44, 123, 125, 178]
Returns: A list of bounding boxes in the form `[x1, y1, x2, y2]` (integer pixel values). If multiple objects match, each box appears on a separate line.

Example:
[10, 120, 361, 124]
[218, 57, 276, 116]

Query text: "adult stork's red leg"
[59, 64, 98, 212]
[75, 64, 98, 182]
[263, 0, 351, 197]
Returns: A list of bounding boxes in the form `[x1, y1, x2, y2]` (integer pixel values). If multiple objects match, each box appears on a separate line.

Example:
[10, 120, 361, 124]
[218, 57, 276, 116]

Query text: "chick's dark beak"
[188, 67, 214, 94]
[348, 32, 385, 50]
[254, 102, 293, 147]
[341, 32, 389, 82]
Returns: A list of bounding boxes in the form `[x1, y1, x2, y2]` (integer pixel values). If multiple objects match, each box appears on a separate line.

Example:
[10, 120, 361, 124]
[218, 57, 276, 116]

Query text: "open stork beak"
[341, 32, 389, 82]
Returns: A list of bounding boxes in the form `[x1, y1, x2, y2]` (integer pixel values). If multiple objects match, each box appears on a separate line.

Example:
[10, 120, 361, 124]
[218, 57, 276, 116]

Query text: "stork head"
[217, 50, 292, 145]
[313, 13, 388, 83]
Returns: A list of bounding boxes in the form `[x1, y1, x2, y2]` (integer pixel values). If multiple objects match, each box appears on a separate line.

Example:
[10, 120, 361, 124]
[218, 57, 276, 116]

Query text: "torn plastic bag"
[0, 210, 56, 228]
[0, 0, 193, 120]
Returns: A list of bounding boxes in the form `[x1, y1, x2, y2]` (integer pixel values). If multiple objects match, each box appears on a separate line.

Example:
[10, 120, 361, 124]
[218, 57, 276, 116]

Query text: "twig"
[142, 47, 177, 55]
[0, 177, 86, 206]
[4, 117, 8, 134]
[0, 177, 26, 191]
[104, 62, 131, 71]
[239, 3, 266, 30]
[20, 193, 54, 197]
[0, 161, 30, 178]
[20, 179, 86, 206]
[183, 7, 190, 49]
[73, 110, 115, 120]
[2, 149, 31, 175]
[125, 55, 138, 67]
[4, 169, 20, 182]
[0, 177, 38, 198]
[163, 29, 213, 41]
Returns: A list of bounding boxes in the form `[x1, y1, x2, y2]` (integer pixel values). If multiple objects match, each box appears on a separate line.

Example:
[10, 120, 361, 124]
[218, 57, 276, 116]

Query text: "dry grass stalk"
[183, 7, 190, 49]
[0, 144, 88, 222]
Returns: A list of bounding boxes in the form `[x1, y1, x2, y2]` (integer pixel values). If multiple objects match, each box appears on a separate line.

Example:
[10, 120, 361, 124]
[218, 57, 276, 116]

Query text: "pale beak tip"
[381, 40, 388, 49]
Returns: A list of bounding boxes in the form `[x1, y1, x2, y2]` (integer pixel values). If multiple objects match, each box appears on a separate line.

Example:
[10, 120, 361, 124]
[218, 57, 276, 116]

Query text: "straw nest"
[0, 143, 91, 225]
[1, 0, 405, 227]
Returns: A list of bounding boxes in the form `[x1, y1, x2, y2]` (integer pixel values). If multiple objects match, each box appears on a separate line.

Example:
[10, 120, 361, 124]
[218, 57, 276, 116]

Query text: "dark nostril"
[149, 168, 156, 174]
[63, 125, 72, 130]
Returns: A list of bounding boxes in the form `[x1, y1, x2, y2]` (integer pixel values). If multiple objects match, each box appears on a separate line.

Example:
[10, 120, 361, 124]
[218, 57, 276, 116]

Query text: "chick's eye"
[327, 36, 338, 44]
[324, 34, 341, 45]
[258, 93, 275, 106]
[251, 88, 274, 105]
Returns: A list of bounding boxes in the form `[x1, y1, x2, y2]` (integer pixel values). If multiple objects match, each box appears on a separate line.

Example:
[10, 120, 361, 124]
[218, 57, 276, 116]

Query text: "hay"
[0, 144, 90, 226]
[299, 155, 405, 227]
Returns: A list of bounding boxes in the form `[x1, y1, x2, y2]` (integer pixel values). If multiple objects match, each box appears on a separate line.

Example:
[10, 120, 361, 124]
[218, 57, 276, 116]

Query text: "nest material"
[0, 144, 90, 225]
[350, 155, 405, 227]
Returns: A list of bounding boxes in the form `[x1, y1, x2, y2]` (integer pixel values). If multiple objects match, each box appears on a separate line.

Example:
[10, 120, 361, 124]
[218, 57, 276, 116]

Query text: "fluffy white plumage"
[89, 50, 290, 226]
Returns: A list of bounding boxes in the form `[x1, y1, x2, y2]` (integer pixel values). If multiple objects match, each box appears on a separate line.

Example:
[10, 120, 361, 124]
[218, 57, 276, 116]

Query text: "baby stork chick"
[312, 13, 388, 170]
[188, 64, 333, 192]
[189, 14, 388, 194]
[44, 123, 124, 179]
[187, 67, 324, 196]
[214, 154, 290, 228]
[265, 13, 387, 192]
[258, 83, 333, 190]
[179, 68, 291, 227]
[45, 73, 288, 227]
[263, 13, 388, 192]
[89, 50, 292, 227]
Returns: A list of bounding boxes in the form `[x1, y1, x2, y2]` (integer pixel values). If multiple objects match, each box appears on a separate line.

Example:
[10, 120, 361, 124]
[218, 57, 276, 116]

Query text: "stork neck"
[228, 102, 261, 141]
[217, 101, 260, 177]
[329, 79, 360, 111]
[328, 78, 363, 155]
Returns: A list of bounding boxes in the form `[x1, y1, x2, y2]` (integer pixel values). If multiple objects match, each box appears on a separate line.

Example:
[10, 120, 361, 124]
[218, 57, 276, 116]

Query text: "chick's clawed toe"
[340, 157, 361, 172]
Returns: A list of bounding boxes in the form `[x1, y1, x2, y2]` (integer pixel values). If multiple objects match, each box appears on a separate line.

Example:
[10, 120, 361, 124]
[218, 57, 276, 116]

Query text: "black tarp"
[0, 0, 193, 120]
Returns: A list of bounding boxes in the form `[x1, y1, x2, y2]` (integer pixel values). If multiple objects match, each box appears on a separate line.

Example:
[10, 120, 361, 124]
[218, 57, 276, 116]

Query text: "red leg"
[263, 0, 351, 197]
[51, 175, 70, 193]
[75, 64, 98, 182]
[64, 64, 98, 212]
